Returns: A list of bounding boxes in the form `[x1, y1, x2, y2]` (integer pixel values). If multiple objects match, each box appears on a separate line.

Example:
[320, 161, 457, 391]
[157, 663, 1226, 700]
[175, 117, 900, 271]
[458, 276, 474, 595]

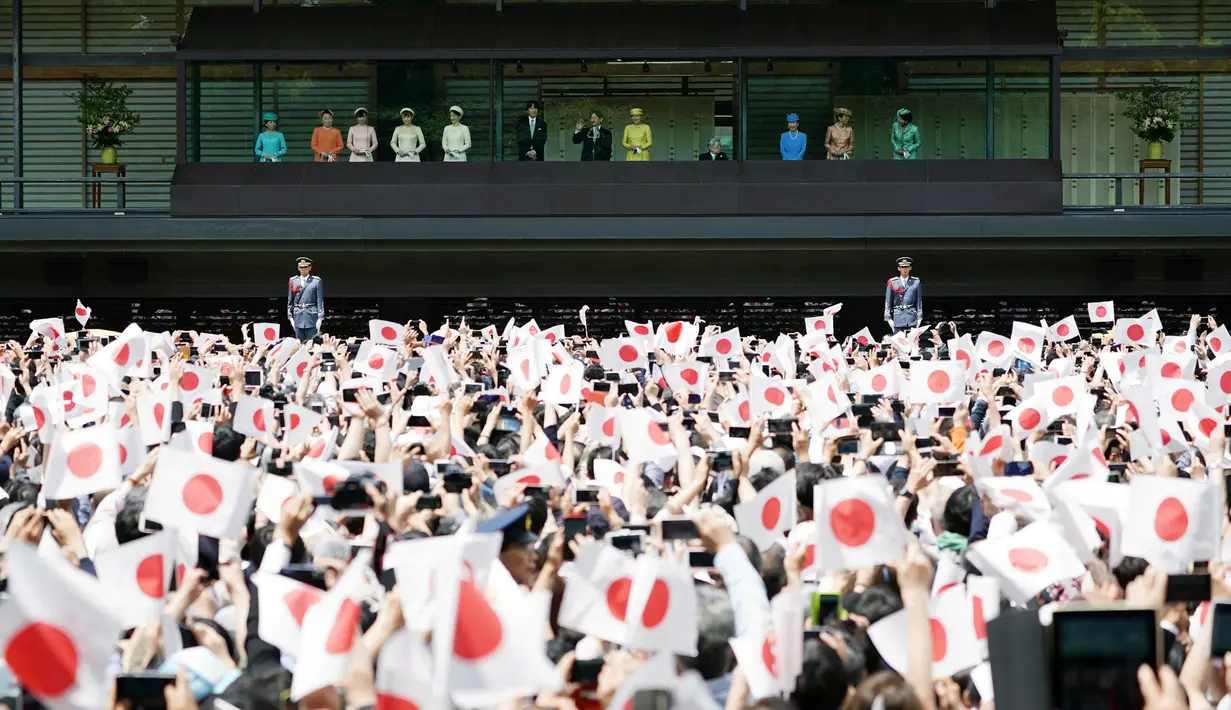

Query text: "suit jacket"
[572, 126, 613, 161]
[516, 115, 549, 161]
[699, 151, 729, 161]
[884, 276, 922, 329]
[287, 274, 325, 329]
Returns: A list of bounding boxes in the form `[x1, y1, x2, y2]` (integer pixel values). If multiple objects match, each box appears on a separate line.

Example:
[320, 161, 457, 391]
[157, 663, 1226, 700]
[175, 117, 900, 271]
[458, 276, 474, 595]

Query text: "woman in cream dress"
[391, 107, 425, 162]
[347, 107, 377, 162]
[441, 105, 471, 162]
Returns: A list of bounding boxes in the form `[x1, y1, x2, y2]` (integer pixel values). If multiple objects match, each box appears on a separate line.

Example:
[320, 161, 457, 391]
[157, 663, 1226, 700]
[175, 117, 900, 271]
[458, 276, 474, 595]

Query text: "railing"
[0, 176, 170, 215]
[1061, 172, 1231, 210]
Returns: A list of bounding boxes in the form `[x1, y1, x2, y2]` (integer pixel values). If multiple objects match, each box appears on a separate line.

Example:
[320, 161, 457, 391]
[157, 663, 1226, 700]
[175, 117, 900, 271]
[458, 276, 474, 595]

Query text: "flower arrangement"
[69, 77, 141, 149]
[1116, 78, 1195, 144]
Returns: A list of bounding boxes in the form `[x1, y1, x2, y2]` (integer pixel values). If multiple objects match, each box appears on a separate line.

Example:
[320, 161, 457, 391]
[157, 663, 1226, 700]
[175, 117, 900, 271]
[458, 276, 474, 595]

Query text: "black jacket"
[572, 125, 613, 161]
[699, 151, 729, 161]
[516, 115, 548, 161]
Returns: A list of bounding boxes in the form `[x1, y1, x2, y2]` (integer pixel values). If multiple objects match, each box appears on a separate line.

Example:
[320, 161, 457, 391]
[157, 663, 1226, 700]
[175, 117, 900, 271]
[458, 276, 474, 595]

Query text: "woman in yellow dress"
[621, 108, 652, 161]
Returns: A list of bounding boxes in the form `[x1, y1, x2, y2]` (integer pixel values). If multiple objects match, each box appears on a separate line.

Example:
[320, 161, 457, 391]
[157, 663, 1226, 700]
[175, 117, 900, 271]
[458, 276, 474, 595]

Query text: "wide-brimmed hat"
[353, 107, 368, 117]
[629, 108, 645, 117]
[835, 107, 852, 117]
[262, 112, 278, 122]
[449, 105, 464, 117]
[897, 108, 912, 117]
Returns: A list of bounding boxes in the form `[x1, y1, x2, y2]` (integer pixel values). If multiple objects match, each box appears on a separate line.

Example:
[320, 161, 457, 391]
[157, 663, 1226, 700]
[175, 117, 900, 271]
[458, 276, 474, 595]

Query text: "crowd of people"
[2, 298, 1230, 710]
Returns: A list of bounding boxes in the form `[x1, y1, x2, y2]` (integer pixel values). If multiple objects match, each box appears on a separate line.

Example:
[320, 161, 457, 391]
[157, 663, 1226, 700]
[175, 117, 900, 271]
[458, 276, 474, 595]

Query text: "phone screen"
[563, 516, 588, 561]
[660, 518, 698, 541]
[1051, 609, 1157, 710]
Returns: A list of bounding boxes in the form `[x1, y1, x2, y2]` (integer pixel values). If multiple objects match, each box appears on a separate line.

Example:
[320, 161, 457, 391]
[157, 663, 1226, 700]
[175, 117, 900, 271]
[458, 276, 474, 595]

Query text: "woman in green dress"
[891, 108, 920, 160]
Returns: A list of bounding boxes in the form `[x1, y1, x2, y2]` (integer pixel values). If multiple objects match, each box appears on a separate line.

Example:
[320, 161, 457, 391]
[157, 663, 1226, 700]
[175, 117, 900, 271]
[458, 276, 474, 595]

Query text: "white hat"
[449, 105, 464, 117]
[399, 107, 415, 117]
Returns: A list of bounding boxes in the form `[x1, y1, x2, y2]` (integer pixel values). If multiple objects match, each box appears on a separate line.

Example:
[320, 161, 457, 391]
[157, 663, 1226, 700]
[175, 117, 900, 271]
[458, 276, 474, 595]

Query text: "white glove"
[316, 320, 323, 331]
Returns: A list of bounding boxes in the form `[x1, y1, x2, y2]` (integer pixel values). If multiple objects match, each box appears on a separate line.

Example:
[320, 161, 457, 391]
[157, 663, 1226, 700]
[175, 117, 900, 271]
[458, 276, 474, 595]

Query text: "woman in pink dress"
[347, 108, 377, 162]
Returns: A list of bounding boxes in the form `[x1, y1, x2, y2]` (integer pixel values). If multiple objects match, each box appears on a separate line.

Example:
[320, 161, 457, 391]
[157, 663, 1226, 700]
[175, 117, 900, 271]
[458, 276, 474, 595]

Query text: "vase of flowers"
[69, 77, 141, 164]
[1116, 78, 1194, 161]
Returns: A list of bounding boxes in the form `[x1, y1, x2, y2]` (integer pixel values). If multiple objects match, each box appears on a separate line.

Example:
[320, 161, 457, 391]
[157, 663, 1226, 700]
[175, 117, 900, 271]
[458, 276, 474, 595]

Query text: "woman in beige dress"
[441, 105, 471, 162]
[825, 107, 854, 160]
[347, 107, 377, 162]
[391, 108, 425, 162]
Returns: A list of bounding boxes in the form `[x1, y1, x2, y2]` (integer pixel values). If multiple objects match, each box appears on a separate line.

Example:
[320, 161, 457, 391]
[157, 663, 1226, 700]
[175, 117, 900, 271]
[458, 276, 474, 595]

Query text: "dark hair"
[591, 110, 604, 120]
[791, 636, 850, 710]
[761, 543, 787, 600]
[943, 485, 977, 537]
[898, 112, 913, 124]
[583, 364, 606, 381]
[212, 424, 243, 462]
[1113, 556, 1149, 589]
[681, 584, 734, 679]
[526, 100, 541, 110]
[213, 663, 293, 710]
[6, 481, 39, 507]
[848, 586, 903, 625]
[735, 534, 762, 575]
[841, 671, 924, 710]
[116, 487, 153, 544]
[247, 524, 307, 570]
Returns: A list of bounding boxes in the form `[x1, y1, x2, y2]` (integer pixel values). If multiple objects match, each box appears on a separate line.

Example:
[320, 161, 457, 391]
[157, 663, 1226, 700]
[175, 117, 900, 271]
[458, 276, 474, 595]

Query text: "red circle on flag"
[1213, 337, 1224, 353]
[113, 342, 131, 367]
[1001, 488, 1033, 503]
[1092, 517, 1111, 540]
[253, 408, 268, 432]
[738, 401, 751, 422]
[1155, 497, 1189, 541]
[326, 598, 362, 654]
[634, 325, 651, 336]
[154, 403, 166, 428]
[955, 350, 971, 369]
[1007, 547, 1048, 573]
[309, 439, 326, 458]
[830, 498, 875, 547]
[606, 577, 633, 621]
[198, 431, 214, 452]
[1052, 386, 1073, 407]
[1095, 305, 1108, 318]
[804, 544, 815, 568]
[761, 637, 778, 678]
[453, 577, 504, 660]
[761, 497, 782, 529]
[183, 474, 224, 515]
[1127, 324, 1145, 342]
[377, 694, 420, 710]
[62, 390, 76, 413]
[4, 622, 78, 697]
[765, 387, 786, 406]
[929, 618, 948, 662]
[1162, 428, 1173, 446]
[1056, 323, 1070, 337]
[289, 414, 301, 431]
[66, 442, 104, 479]
[368, 354, 385, 371]
[519, 475, 542, 486]
[681, 368, 700, 386]
[1200, 418, 1218, 438]
[81, 375, 96, 398]
[648, 422, 670, 446]
[285, 588, 322, 625]
[33, 407, 46, 431]
[181, 371, 200, 391]
[871, 374, 887, 392]
[119, 444, 128, 465]
[602, 418, 616, 437]
[619, 345, 639, 362]
[75, 307, 87, 317]
[641, 579, 671, 628]
[263, 327, 276, 342]
[295, 361, 309, 378]
[857, 335, 870, 346]
[973, 595, 987, 640]
[136, 554, 164, 598]
[665, 322, 684, 343]
[380, 326, 398, 341]
[1221, 372, 1231, 394]
[1158, 361, 1182, 379]
[980, 436, 1004, 457]
[1018, 337, 1036, 354]
[559, 374, 572, 396]
[1050, 456, 1067, 470]
[987, 341, 1005, 357]
[1171, 388, 1195, 413]
[927, 370, 951, 394]
[716, 338, 733, 355]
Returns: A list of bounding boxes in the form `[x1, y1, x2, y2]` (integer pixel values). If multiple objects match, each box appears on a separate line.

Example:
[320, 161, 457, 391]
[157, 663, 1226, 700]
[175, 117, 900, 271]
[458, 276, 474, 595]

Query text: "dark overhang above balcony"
[176, 1, 1060, 61]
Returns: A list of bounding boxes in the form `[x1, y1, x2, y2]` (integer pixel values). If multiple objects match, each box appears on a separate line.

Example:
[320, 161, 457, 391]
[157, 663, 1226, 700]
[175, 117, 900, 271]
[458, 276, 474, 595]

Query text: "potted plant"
[1116, 78, 1195, 160]
[69, 77, 141, 164]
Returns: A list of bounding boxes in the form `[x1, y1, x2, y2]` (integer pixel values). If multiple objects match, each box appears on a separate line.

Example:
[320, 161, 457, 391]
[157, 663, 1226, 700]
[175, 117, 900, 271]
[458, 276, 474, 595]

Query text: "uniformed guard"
[884, 256, 923, 333]
[287, 256, 325, 341]
[476, 503, 540, 587]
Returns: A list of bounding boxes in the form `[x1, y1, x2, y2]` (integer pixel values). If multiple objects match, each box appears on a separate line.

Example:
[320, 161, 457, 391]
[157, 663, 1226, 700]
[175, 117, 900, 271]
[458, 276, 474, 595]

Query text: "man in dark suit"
[516, 100, 548, 161]
[572, 110, 613, 161]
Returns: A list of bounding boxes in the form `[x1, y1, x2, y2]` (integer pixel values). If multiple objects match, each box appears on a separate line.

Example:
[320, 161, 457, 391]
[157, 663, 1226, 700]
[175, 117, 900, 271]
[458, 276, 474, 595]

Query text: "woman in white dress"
[441, 105, 471, 162]
[347, 107, 377, 162]
[391, 107, 425, 162]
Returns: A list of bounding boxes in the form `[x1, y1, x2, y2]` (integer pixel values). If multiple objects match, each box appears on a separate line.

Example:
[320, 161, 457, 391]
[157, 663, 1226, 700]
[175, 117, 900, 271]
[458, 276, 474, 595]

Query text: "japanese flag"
[1088, 301, 1115, 323]
[369, 318, 405, 346]
[976, 477, 1051, 521]
[1163, 336, 1191, 356]
[524, 432, 564, 467]
[0, 542, 125, 710]
[805, 314, 833, 334]
[73, 300, 91, 327]
[94, 531, 175, 628]
[663, 363, 709, 395]
[540, 324, 566, 346]
[376, 629, 435, 710]
[592, 459, 631, 493]
[729, 632, 786, 700]
[1122, 475, 1220, 574]
[749, 374, 792, 417]
[626, 320, 654, 340]
[1207, 361, 1231, 406]
[813, 476, 908, 571]
[868, 585, 981, 680]
[1156, 378, 1204, 420]
[1186, 401, 1225, 448]
[233, 395, 276, 440]
[492, 463, 566, 500]
[1159, 351, 1196, 381]
[701, 328, 741, 360]
[965, 521, 1086, 604]
[587, 406, 622, 447]
[949, 334, 976, 372]
[734, 471, 797, 551]
[174, 419, 216, 457]
[1048, 316, 1079, 342]
[1054, 479, 1131, 567]
[850, 326, 876, 349]
[177, 363, 216, 406]
[975, 332, 1013, 366]
[807, 374, 852, 428]
[655, 321, 697, 357]
[600, 338, 647, 372]
[543, 361, 583, 406]
[619, 408, 677, 465]
[136, 392, 172, 446]
[283, 403, 324, 446]
[29, 317, 66, 342]
[254, 322, 281, 346]
[908, 361, 966, 404]
[1033, 375, 1086, 419]
[144, 446, 258, 539]
[283, 345, 313, 382]
[252, 571, 325, 655]
[354, 341, 397, 382]
[855, 362, 901, 397]
[968, 576, 1001, 657]
[1114, 317, 1152, 347]
[89, 325, 148, 384]
[1207, 325, 1231, 358]
[621, 555, 700, 655]
[1011, 322, 1046, 365]
[506, 345, 542, 393]
[289, 552, 372, 701]
[117, 422, 146, 480]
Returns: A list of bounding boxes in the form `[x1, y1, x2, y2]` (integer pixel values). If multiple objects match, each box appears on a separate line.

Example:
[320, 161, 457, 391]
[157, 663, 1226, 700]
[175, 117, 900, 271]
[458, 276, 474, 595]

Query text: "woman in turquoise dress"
[254, 111, 287, 163]
[891, 108, 920, 160]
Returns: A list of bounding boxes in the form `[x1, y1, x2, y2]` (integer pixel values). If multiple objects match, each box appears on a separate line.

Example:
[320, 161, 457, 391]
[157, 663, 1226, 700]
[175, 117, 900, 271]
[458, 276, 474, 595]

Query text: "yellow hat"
[630, 108, 645, 117]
